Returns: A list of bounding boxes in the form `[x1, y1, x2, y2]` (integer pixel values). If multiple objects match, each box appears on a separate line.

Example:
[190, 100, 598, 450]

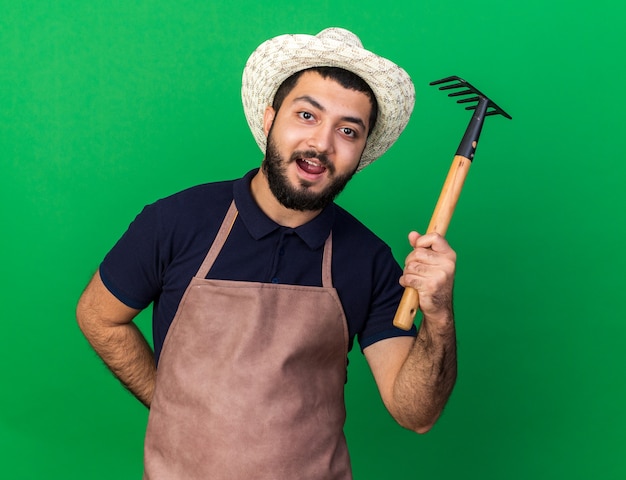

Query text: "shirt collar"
[233, 169, 335, 250]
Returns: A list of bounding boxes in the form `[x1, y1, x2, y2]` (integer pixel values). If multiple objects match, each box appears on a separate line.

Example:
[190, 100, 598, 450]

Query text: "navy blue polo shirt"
[100, 169, 416, 363]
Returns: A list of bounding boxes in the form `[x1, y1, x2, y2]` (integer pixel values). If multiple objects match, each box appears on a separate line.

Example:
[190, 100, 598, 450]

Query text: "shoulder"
[330, 203, 401, 295]
[331, 204, 392, 257]
[143, 179, 236, 231]
[154, 179, 235, 213]
[116, 179, 237, 264]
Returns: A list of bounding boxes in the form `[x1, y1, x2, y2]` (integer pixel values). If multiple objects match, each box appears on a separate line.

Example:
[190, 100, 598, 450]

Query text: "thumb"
[408, 231, 422, 248]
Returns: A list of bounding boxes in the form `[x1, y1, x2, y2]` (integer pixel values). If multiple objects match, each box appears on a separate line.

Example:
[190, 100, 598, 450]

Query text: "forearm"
[78, 316, 156, 408]
[392, 309, 457, 433]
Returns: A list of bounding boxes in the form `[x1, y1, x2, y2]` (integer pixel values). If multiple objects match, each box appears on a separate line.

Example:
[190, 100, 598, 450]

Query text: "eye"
[298, 111, 313, 120]
[340, 127, 356, 138]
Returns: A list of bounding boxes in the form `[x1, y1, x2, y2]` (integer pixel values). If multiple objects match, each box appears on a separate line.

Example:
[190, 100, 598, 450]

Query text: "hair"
[271, 66, 379, 136]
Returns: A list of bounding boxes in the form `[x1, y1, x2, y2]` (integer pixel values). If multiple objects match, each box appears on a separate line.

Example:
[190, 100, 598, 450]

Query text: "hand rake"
[393, 76, 512, 331]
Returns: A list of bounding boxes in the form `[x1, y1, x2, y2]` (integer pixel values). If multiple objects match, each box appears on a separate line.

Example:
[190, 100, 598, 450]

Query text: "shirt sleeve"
[357, 244, 417, 351]
[99, 202, 163, 310]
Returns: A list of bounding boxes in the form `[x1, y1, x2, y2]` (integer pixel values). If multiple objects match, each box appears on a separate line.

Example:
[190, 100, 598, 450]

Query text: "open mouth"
[296, 157, 327, 176]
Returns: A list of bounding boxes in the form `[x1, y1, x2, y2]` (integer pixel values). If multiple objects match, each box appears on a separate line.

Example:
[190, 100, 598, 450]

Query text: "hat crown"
[316, 27, 363, 48]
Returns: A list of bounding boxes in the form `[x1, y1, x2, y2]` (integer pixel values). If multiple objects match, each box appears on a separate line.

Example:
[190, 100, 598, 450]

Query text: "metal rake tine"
[469, 105, 512, 119]
[430, 75, 512, 120]
[438, 82, 466, 91]
[457, 96, 481, 104]
[484, 99, 512, 119]
[487, 106, 512, 119]
[448, 89, 477, 97]
[429, 76, 462, 86]
[465, 104, 497, 112]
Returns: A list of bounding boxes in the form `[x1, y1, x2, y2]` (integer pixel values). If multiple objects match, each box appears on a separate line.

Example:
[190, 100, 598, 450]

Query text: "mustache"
[289, 150, 334, 174]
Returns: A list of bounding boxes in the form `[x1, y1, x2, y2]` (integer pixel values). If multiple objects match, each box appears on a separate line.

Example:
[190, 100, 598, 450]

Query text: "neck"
[250, 169, 322, 228]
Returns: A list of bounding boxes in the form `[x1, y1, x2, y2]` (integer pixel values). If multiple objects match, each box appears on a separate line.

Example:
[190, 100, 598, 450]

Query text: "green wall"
[2, 1, 625, 478]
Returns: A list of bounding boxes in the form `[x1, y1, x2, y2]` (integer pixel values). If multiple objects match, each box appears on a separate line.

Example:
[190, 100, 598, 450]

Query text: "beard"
[262, 133, 357, 212]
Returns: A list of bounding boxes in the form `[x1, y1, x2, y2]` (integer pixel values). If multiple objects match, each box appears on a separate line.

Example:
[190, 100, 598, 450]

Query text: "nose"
[307, 125, 334, 154]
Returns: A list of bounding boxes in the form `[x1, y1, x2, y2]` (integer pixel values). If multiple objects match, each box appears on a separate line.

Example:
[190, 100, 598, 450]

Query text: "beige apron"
[143, 201, 352, 479]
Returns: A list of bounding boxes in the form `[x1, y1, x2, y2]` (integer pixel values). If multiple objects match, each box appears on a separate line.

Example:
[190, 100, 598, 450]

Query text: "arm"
[76, 270, 156, 408]
[364, 231, 457, 433]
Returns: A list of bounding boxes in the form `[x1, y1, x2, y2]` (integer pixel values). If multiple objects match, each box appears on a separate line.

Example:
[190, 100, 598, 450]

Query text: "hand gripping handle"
[392, 154, 472, 330]
[393, 81, 511, 330]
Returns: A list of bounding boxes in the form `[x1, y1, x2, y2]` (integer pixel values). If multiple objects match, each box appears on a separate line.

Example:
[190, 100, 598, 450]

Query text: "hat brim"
[241, 28, 415, 171]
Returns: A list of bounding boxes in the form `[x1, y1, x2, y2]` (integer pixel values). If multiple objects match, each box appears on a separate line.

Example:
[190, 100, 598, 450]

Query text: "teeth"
[303, 158, 321, 167]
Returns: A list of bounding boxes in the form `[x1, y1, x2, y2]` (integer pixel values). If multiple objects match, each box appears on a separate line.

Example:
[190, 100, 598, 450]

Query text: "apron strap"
[195, 200, 239, 278]
[195, 199, 334, 288]
[321, 232, 333, 289]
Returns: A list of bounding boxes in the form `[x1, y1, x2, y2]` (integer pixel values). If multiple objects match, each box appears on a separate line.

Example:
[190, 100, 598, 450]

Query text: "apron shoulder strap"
[195, 200, 239, 278]
[195, 199, 334, 289]
[321, 232, 333, 289]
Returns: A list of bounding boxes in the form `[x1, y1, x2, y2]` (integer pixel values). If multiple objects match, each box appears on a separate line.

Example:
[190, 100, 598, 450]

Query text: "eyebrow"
[292, 95, 367, 131]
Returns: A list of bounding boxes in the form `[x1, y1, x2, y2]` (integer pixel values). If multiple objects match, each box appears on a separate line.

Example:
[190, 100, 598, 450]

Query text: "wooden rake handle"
[392, 154, 472, 330]
[392, 78, 512, 330]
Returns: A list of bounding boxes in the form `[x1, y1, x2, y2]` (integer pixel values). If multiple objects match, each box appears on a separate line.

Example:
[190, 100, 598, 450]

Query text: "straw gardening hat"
[241, 27, 415, 171]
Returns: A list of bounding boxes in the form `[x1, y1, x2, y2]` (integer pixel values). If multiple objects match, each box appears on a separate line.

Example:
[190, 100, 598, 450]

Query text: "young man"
[77, 28, 457, 479]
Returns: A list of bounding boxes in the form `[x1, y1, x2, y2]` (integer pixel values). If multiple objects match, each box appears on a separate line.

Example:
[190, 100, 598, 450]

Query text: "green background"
[2, 0, 625, 478]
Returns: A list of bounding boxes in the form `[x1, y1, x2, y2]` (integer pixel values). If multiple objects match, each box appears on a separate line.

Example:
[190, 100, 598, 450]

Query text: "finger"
[401, 264, 455, 300]
[414, 232, 453, 253]
[407, 231, 422, 248]
[400, 267, 449, 292]
[404, 262, 430, 277]
[406, 247, 440, 266]
[405, 258, 455, 281]
[405, 248, 457, 275]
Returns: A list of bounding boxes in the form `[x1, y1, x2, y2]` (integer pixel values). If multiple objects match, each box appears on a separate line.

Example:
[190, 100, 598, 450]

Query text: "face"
[261, 71, 372, 212]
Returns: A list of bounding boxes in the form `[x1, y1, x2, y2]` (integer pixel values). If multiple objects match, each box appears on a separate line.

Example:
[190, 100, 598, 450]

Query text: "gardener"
[76, 27, 457, 479]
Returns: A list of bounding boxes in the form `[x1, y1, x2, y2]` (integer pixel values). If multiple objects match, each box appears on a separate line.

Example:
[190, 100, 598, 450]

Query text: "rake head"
[430, 76, 512, 119]
[429, 76, 511, 160]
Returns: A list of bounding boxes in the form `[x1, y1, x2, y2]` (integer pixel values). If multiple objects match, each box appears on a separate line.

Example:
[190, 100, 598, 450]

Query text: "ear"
[263, 106, 276, 137]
